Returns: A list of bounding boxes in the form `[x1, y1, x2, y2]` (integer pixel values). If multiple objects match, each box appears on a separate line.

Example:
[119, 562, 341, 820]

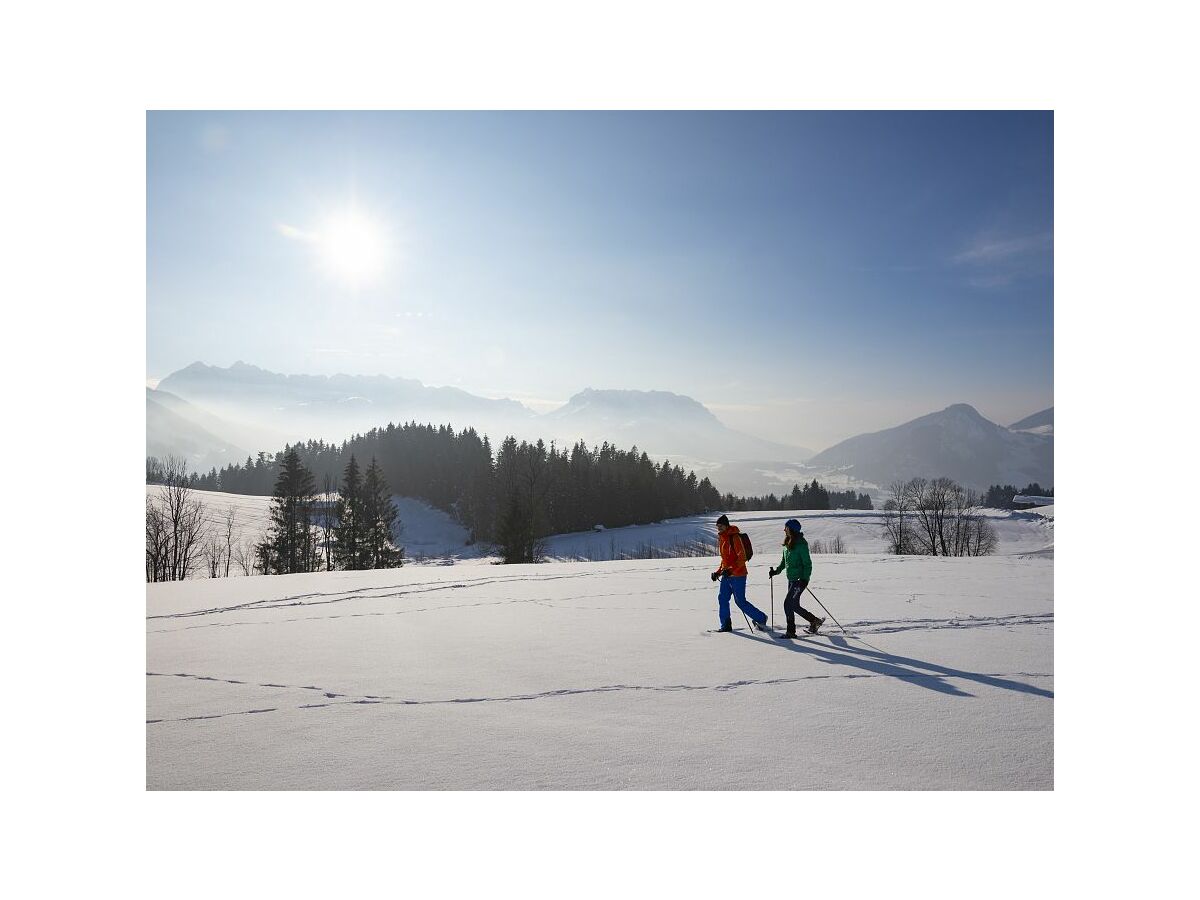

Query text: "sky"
[147, 111, 1053, 451]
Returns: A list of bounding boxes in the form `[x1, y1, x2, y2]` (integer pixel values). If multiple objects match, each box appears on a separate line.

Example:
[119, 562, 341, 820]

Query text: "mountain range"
[542, 388, 810, 464]
[146, 388, 248, 472]
[1009, 407, 1054, 436]
[148, 362, 1051, 494]
[806, 403, 1053, 491]
[151, 363, 812, 483]
[157, 361, 534, 446]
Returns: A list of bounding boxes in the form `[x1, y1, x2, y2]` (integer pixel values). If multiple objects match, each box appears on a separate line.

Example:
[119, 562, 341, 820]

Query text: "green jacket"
[773, 536, 812, 582]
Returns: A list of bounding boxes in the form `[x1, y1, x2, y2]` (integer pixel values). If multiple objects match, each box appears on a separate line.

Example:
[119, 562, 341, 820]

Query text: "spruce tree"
[361, 457, 403, 568]
[496, 490, 533, 563]
[332, 454, 363, 570]
[259, 446, 319, 574]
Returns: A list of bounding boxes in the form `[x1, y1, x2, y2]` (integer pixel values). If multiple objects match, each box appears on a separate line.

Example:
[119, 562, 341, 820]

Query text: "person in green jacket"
[768, 518, 824, 638]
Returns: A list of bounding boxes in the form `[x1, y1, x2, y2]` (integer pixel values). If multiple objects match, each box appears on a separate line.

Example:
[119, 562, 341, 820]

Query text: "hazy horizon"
[148, 111, 1053, 450]
[146, 358, 1048, 451]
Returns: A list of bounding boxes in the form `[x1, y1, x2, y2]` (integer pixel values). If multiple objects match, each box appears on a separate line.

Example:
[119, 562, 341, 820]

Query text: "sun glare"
[318, 210, 388, 287]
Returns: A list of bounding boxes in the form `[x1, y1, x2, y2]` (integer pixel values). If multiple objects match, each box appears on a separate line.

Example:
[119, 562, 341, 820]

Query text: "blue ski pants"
[717, 575, 767, 628]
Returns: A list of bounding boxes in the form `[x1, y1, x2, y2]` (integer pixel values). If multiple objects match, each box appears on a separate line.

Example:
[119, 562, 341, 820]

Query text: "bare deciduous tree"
[814, 536, 845, 554]
[910, 477, 954, 556]
[146, 496, 169, 582]
[949, 486, 998, 557]
[881, 476, 997, 557]
[319, 472, 336, 572]
[202, 530, 226, 578]
[221, 506, 237, 577]
[882, 478, 917, 554]
[145, 455, 206, 581]
[232, 536, 256, 577]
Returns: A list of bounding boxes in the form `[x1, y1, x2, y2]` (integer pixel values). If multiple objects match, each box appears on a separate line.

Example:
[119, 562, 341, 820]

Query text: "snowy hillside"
[543, 506, 1053, 561]
[147, 553, 1053, 789]
[145, 486, 491, 569]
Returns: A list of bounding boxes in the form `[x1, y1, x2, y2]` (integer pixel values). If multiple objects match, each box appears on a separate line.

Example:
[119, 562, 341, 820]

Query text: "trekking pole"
[770, 575, 774, 629]
[806, 586, 849, 636]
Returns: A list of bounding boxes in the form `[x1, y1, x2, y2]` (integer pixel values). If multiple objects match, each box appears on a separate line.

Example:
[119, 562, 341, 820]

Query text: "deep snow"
[147, 550, 1053, 789]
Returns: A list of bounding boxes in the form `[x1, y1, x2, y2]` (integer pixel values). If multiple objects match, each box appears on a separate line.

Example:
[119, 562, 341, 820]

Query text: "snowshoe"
[808, 617, 825, 635]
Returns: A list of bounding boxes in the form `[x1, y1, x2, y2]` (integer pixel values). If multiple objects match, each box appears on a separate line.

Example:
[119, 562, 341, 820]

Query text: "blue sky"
[147, 111, 1052, 450]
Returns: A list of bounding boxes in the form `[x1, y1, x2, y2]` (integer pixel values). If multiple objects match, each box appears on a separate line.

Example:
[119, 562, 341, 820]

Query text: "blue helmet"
[784, 518, 803, 534]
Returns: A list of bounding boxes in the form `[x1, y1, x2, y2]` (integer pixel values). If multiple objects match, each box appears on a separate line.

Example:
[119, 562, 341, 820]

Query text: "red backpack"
[739, 532, 754, 562]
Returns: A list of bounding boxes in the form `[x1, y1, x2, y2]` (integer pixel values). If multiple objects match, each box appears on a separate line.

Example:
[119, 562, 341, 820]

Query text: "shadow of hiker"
[732, 631, 1053, 699]
[821, 633, 1053, 699]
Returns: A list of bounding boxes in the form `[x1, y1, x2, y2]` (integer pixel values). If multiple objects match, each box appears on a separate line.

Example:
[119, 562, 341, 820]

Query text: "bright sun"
[318, 211, 387, 287]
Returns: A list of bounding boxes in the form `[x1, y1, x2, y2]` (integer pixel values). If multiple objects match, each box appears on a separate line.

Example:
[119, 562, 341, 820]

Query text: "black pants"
[784, 579, 820, 631]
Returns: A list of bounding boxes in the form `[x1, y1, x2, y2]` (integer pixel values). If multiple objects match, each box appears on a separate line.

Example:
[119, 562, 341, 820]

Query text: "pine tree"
[496, 490, 534, 563]
[332, 454, 363, 570]
[258, 446, 319, 574]
[360, 457, 404, 568]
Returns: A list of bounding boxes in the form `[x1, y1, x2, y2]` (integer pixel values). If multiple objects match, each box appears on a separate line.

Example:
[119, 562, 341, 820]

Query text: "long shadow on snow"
[731, 631, 1053, 699]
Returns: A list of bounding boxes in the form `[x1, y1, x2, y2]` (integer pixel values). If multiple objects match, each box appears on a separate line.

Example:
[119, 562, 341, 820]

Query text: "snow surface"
[147, 552, 1053, 789]
[543, 507, 1054, 561]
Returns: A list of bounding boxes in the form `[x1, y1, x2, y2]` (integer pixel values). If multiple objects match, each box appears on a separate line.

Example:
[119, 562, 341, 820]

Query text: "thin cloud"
[952, 230, 1052, 287]
[954, 231, 1052, 265]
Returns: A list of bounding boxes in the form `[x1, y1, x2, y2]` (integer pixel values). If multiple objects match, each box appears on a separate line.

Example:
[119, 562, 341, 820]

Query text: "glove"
[711, 571, 719, 582]
[769, 568, 777, 578]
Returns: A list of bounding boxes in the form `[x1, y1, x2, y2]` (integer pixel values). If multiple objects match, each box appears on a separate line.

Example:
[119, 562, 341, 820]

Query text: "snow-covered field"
[544, 506, 1053, 560]
[150, 486, 1054, 571]
[147, 550, 1053, 789]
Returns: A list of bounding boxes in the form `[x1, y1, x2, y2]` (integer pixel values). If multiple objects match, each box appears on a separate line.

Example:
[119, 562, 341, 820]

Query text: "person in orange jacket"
[711, 514, 770, 632]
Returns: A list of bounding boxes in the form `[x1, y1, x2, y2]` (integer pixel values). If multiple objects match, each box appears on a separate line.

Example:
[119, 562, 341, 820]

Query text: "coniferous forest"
[719, 479, 874, 512]
[982, 483, 1054, 509]
[148, 422, 884, 566]
[156, 422, 726, 562]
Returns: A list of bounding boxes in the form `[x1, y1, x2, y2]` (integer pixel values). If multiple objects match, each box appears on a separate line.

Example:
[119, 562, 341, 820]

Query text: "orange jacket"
[714, 525, 748, 578]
